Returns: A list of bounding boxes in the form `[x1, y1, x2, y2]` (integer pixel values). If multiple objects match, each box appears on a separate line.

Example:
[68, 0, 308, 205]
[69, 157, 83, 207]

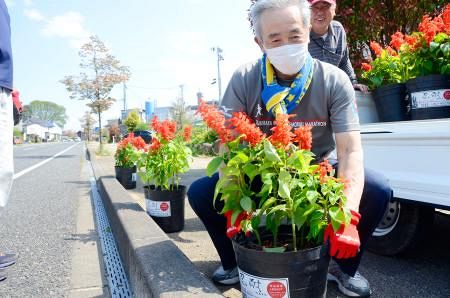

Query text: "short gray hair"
[249, 0, 311, 39]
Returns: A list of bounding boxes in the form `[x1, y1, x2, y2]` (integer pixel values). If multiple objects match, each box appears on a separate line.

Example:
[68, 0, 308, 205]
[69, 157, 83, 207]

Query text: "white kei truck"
[356, 92, 450, 255]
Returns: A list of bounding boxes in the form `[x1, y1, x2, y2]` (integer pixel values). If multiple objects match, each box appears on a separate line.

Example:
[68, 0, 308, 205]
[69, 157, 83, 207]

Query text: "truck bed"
[360, 119, 450, 208]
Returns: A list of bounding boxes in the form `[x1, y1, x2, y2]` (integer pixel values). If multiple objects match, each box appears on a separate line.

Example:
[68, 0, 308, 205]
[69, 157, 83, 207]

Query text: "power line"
[126, 84, 180, 91]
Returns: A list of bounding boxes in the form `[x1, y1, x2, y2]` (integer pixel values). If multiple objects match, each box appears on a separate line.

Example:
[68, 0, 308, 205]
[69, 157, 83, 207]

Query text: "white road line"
[13, 143, 80, 180]
[22, 147, 34, 151]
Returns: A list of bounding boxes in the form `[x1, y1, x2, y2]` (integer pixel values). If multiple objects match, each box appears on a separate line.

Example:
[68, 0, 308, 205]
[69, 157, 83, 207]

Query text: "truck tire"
[366, 200, 434, 256]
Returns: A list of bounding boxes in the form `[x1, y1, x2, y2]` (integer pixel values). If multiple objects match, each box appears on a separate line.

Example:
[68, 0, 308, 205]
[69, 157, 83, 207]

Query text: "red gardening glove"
[324, 210, 361, 259]
[12, 89, 23, 126]
[224, 211, 247, 239]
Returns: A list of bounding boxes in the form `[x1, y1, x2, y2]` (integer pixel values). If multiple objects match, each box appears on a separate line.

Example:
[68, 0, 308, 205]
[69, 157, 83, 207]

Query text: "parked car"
[125, 130, 152, 144]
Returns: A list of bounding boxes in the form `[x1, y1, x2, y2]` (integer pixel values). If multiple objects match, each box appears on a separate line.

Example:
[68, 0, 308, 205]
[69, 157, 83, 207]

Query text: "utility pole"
[179, 84, 184, 104]
[211, 47, 224, 105]
[178, 84, 184, 128]
[123, 82, 127, 118]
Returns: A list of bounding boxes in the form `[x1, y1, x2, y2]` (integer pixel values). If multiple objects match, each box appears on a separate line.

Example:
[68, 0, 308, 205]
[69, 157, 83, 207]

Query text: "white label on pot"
[146, 200, 171, 217]
[238, 268, 289, 298]
[131, 173, 137, 182]
[410, 89, 450, 109]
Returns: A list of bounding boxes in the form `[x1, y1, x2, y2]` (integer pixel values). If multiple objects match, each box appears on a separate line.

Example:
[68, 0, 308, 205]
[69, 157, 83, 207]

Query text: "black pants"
[187, 167, 391, 276]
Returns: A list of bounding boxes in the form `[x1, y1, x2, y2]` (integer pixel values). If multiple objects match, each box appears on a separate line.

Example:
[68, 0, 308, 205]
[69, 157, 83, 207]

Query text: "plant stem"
[254, 229, 262, 247]
[300, 227, 305, 249]
[292, 222, 297, 252]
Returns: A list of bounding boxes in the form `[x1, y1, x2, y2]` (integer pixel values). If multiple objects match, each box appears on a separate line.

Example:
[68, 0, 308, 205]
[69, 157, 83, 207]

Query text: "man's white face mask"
[265, 43, 308, 75]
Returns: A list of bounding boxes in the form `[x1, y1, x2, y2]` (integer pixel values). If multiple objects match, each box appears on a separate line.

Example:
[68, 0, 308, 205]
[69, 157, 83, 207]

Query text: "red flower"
[197, 100, 233, 143]
[151, 116, 161, 133]
[228, 112, 264, 146]
[151, 116, 177, 142]
[293, 126, 312, 150]
[443, 5, 450, 33]
[117, 132, 147, 151]
[314, 159, 333, 183]
[386, 46, 398, 56]
[370, 41, 383, 57]
[419, 14, 445, 45]
[390, 31, 405, 51]
[361, 62, 372, 72]
[150, 138, 161, 151]
[269, 114, 295, 148]
[404, 34, 419, 50]
[183, 125, 192, 142]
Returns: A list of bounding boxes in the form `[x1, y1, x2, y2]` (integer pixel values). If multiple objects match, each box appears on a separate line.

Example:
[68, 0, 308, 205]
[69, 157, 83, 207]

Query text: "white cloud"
[42, 12, 90, 49]
[5, 0, 14, 8]
[24, 0, 33, 6]
[170, 31, 209, 56]
[24, 9, 45, 21]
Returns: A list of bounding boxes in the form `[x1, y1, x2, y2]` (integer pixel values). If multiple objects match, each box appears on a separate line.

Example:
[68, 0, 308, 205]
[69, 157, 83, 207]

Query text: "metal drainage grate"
[88, 161, 132, 298]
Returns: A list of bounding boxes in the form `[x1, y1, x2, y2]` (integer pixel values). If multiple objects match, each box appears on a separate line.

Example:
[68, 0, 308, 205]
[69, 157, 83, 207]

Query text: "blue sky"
[6, 0, 261, 130]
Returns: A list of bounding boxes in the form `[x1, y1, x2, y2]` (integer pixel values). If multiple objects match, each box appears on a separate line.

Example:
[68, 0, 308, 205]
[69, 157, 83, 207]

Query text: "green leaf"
[240, 196, 253, 212]
[228, 152, 249, 166]
[294, 207, 307, 228]
[263, 246, 286, 253]
[231, 209, 241, 226]
[243, 163, 258, 181]
[329, 206, 345, 232]
[260, 197, 277, 211]
[441, 43, 450, 55]
[434, 33, 448, 44]
[278, 170, 291, 199]
[206, 156, 223, 177]
[424, 60, 433, 72]
[306, 190, 318, 204]
[266, 204, 287, 215]
[264, 139, 282, 163]
[251, 215, 261, 230]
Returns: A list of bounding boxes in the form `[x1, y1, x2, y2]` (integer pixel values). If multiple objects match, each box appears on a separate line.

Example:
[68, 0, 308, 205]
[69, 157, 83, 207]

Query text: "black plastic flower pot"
[144, 185, 186, 233]
[232, 226, 330, 298]
[372, 83, 409, 122]
[114, 166, 136, 189]
[406, 74, 450, 120]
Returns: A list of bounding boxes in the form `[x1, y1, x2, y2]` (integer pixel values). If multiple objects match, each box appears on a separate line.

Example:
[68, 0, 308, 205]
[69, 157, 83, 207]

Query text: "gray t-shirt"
[221, 58, 359, 161]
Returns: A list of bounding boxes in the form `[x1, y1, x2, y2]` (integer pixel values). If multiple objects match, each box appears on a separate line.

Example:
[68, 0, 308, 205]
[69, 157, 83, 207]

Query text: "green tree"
[124, 111, 140, 132]
[135, 122, 150, 131]
[23, 100, 68, 128]
[79, 111, 97, 142]
[61, 35, 130, 144]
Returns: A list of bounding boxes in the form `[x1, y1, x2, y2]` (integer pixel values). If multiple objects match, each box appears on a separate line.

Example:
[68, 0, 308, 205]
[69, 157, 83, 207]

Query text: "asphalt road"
[0, 142, 87, 297]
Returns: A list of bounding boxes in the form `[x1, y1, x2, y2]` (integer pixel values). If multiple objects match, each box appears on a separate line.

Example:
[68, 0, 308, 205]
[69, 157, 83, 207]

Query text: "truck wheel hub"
[373, 201, 400, 236]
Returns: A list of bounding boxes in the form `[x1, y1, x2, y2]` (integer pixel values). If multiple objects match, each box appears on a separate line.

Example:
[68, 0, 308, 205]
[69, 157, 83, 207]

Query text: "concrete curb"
[87, 147, 222, 297]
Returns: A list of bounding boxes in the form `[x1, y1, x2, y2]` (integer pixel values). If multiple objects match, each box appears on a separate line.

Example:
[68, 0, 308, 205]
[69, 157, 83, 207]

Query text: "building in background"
[153, 106, 171, 121]
[145, 99, 155, 122]
[22, 119, 62, 142]
[187, 91, 218, 125]
[121, 108, 145, 122]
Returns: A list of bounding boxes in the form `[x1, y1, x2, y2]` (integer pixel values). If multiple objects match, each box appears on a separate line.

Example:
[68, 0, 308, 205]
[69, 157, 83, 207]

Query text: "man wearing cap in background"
[308, 0, 368, 92]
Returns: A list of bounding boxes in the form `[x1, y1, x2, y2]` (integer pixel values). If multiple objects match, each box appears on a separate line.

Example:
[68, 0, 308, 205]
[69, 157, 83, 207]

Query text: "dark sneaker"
[0, 253, 17, 268]
[0, 268, 6, 281]
[328, 262, 372, 297]
[212, 265, 239, 285]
